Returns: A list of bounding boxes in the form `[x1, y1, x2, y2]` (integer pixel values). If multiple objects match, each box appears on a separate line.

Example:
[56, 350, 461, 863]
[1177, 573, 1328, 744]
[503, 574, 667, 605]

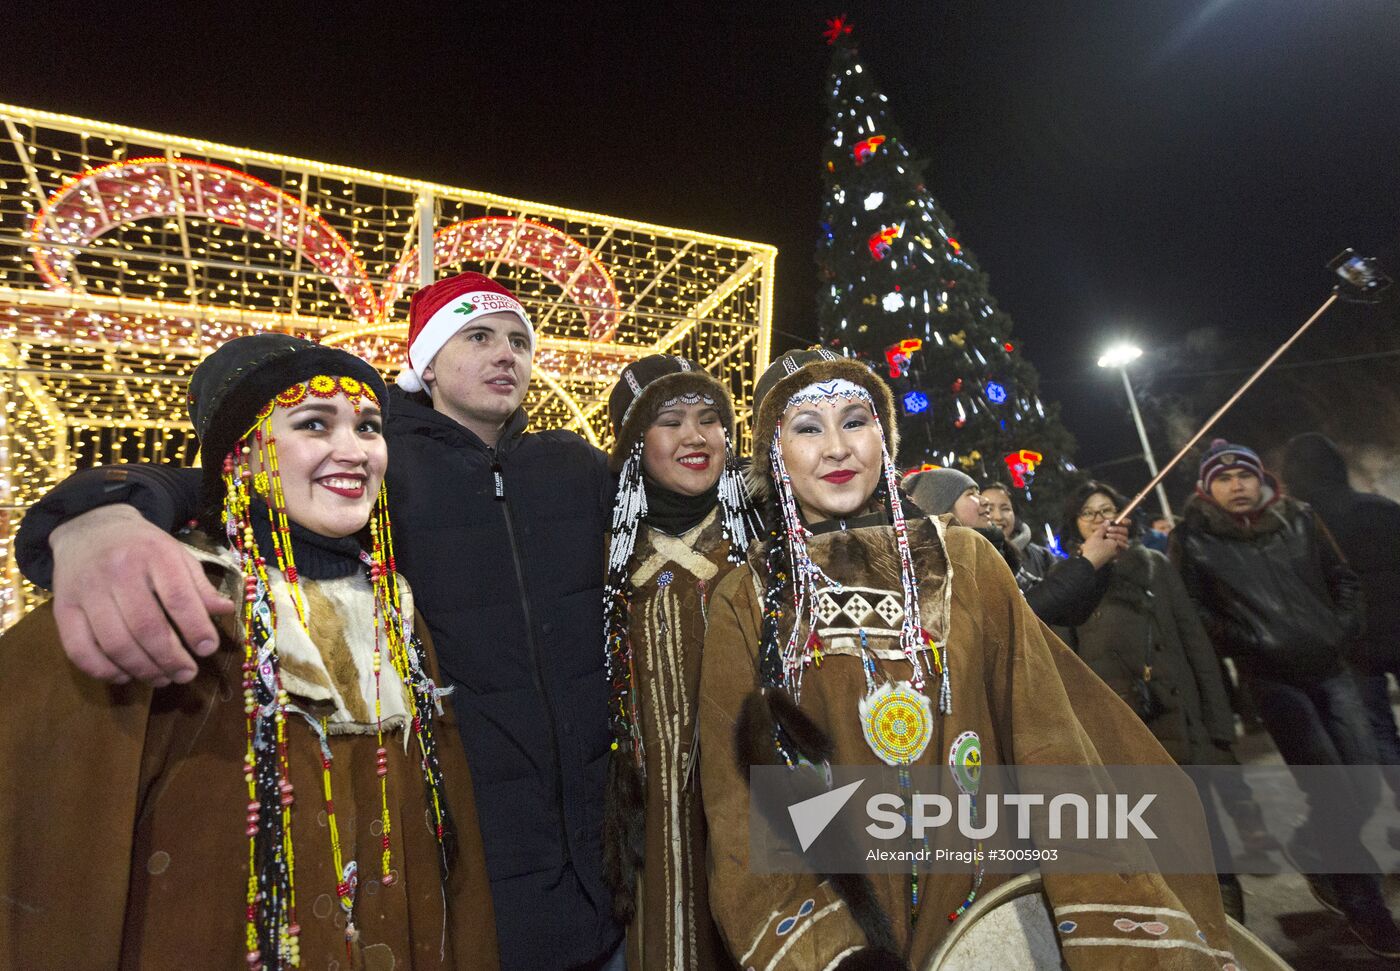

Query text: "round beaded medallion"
[859, 681, 934, 765]
[948, 730, 982, 795]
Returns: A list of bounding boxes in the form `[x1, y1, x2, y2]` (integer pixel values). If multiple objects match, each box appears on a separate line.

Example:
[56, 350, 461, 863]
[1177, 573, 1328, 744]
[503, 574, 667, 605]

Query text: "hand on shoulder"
[49, 505, 233, 686]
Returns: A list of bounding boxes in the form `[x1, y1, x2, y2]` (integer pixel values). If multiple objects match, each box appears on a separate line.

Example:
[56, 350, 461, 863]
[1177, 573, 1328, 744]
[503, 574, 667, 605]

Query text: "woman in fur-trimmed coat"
[697, 348, 1237, 971]
[600, 355, 757, 971]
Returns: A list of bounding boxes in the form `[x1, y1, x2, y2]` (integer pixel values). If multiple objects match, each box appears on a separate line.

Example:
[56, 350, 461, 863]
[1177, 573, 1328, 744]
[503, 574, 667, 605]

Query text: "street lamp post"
[1097, 343, 1173, 521]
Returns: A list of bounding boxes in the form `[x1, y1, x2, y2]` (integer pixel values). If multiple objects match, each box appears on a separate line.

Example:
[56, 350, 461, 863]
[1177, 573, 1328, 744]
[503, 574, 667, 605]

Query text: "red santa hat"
[395, 271, 534, 392]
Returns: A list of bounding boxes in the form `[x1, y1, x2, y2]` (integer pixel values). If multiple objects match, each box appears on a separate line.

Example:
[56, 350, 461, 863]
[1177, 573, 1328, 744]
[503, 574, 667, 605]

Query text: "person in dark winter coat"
[1050, 482, 1244, 919]
[15, 273, 625, 971]
[1281, 432, 1400, 803]
[1171, 437, 1400, 958]
[911, 472, 1130, 629]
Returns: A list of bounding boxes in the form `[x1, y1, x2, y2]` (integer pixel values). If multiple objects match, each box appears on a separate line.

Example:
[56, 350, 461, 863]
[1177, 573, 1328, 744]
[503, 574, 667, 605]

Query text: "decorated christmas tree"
[815, 16, 1077, 529]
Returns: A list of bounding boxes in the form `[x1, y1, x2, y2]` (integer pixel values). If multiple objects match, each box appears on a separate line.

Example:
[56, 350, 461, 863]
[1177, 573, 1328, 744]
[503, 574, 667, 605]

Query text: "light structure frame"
[0, 103, 776, 625]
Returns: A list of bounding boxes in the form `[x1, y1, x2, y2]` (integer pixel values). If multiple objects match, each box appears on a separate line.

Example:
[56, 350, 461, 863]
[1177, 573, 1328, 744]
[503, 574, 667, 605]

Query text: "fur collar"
[1008, 519, 1033, 553]
[1182, 490, 1294, 541]
[185, 535, 414, 736]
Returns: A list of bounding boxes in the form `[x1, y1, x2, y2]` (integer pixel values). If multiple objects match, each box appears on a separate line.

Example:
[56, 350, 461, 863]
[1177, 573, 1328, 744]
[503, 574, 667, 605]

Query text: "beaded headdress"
[189, 336, 454, 971]
[750, 349, 950, 762]
[601, 355, 759, 769]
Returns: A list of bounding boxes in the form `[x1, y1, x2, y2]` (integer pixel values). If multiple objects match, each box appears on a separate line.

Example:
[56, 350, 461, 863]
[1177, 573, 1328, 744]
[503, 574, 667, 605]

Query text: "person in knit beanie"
[1195, 438, 1276, 517]
[902, 466, 990, 527]
[1172, 437, 1400, 956]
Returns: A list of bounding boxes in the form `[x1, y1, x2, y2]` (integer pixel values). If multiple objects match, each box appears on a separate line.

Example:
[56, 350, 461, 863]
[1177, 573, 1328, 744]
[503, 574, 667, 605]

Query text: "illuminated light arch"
[28, 158, 381, 323]
[384, 217, 621, 341]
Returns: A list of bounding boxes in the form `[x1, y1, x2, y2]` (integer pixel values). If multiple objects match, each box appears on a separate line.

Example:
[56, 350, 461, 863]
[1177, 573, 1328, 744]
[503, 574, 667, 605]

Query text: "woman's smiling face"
[255, 391, 387, 537]
[641, 398, 725, 496]
[778, 394, 883, 523]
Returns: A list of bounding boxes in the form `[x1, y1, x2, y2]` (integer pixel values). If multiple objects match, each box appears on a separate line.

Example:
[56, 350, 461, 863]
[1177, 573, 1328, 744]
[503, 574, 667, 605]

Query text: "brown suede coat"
[624, 510, 739, 971]
[699, 517, 1235, 970]
[0, 543, 498, 970]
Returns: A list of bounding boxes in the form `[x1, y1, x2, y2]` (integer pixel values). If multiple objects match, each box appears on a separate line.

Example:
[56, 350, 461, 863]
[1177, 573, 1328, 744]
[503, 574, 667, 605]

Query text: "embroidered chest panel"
[813, 586, 905, 635]
[811, 585, 927, 661]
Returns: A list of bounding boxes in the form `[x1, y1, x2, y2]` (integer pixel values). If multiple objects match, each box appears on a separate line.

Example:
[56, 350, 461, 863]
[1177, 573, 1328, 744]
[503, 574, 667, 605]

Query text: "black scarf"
[247, 497, 366, 580]
[643, 477, 718, 536]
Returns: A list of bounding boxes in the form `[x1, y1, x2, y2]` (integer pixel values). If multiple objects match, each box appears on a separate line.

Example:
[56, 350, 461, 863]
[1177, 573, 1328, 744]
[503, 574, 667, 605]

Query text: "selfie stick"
[1113, 249, 1392, 525]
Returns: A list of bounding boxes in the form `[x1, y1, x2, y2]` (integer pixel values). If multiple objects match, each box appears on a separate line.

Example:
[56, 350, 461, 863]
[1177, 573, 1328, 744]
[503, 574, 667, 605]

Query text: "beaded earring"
[603, 439, 648, 767]
[717, 437, 760, 564]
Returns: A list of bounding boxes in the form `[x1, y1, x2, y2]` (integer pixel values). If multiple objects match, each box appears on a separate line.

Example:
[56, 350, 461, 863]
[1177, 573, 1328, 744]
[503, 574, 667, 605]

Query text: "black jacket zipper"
[492, 448, 573, 865]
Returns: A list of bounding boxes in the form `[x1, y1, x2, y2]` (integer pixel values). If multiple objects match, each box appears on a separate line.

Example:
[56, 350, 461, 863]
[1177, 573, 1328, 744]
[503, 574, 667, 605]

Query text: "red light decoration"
[1004, 449, 1044, 489]
[904, 462, 939, 476]
[884, 338, 922, 378]
[823, 15, 853, 45]
[947, 237, 963, 254]
[30, 160, 624, 339]
[868, 224, 902, 260]
[386, 217, 621, 341]
[853, 135, 887, 166]
[1003, 342, 1015, 352]
[30, 157, 381, 323]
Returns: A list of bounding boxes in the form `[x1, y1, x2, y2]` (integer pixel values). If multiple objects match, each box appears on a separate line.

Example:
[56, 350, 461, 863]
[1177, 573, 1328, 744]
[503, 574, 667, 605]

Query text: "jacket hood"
[1007, 519, 1033, 553]
[747, 350, 898, 501]
[386, 386, 529, 452]
[1280, 432, 1350, 506]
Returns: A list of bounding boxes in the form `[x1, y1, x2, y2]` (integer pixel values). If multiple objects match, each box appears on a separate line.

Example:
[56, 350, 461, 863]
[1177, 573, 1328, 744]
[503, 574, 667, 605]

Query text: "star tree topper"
[823, 15, 853, 45]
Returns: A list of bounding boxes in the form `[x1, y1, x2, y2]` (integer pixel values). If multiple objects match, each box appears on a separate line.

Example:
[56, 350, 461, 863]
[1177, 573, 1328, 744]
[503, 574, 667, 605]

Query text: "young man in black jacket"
[1171, 437, 1400, 958]
[16, 272, 624, 971]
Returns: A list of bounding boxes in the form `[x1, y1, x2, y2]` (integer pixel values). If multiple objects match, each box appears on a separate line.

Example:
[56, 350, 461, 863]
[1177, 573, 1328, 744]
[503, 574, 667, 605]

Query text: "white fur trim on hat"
[396, 290, 534, 391]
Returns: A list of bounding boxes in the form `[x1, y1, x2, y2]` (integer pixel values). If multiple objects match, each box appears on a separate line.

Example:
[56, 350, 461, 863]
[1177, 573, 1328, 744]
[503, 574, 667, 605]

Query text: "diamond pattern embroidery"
[814, 589, 843, 626]
[844, 592, 874, 625]
[873, 594, 904, 627]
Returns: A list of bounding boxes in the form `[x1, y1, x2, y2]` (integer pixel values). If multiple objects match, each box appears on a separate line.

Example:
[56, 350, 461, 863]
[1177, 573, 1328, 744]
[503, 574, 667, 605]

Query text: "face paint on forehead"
[783, 378, 874, 412]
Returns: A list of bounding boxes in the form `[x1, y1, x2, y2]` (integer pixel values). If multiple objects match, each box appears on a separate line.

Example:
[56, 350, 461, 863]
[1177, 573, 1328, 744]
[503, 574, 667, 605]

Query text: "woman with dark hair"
[696, 349, 1235, 970]
[0, 335, 497, 969]
[1049, 480, 1242, 920]
[981, 481, 1055, 591]
[600, 355, 757, 971]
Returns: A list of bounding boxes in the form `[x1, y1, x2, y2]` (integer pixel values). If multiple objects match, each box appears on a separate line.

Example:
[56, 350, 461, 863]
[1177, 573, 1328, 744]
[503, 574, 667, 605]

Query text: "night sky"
[5, 1, 1399, 494]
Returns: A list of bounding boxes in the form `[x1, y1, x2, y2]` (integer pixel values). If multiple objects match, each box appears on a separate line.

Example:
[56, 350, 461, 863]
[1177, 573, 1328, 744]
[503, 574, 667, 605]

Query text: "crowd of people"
[1, 268, 1395, 969]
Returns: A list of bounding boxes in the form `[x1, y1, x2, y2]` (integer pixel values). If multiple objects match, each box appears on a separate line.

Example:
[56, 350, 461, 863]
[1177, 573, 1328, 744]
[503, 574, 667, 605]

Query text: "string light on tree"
[902, 390, 929, 415]
[814, 19, 1076, 528]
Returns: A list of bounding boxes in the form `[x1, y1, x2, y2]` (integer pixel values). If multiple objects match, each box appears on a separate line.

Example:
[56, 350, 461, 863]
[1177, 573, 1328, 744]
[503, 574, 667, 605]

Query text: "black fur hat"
[187, 333, 388, 495]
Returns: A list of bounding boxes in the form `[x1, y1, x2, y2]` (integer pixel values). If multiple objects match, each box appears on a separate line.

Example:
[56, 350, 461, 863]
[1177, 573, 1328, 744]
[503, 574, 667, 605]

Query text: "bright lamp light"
[1097, 343, 1143, 369]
